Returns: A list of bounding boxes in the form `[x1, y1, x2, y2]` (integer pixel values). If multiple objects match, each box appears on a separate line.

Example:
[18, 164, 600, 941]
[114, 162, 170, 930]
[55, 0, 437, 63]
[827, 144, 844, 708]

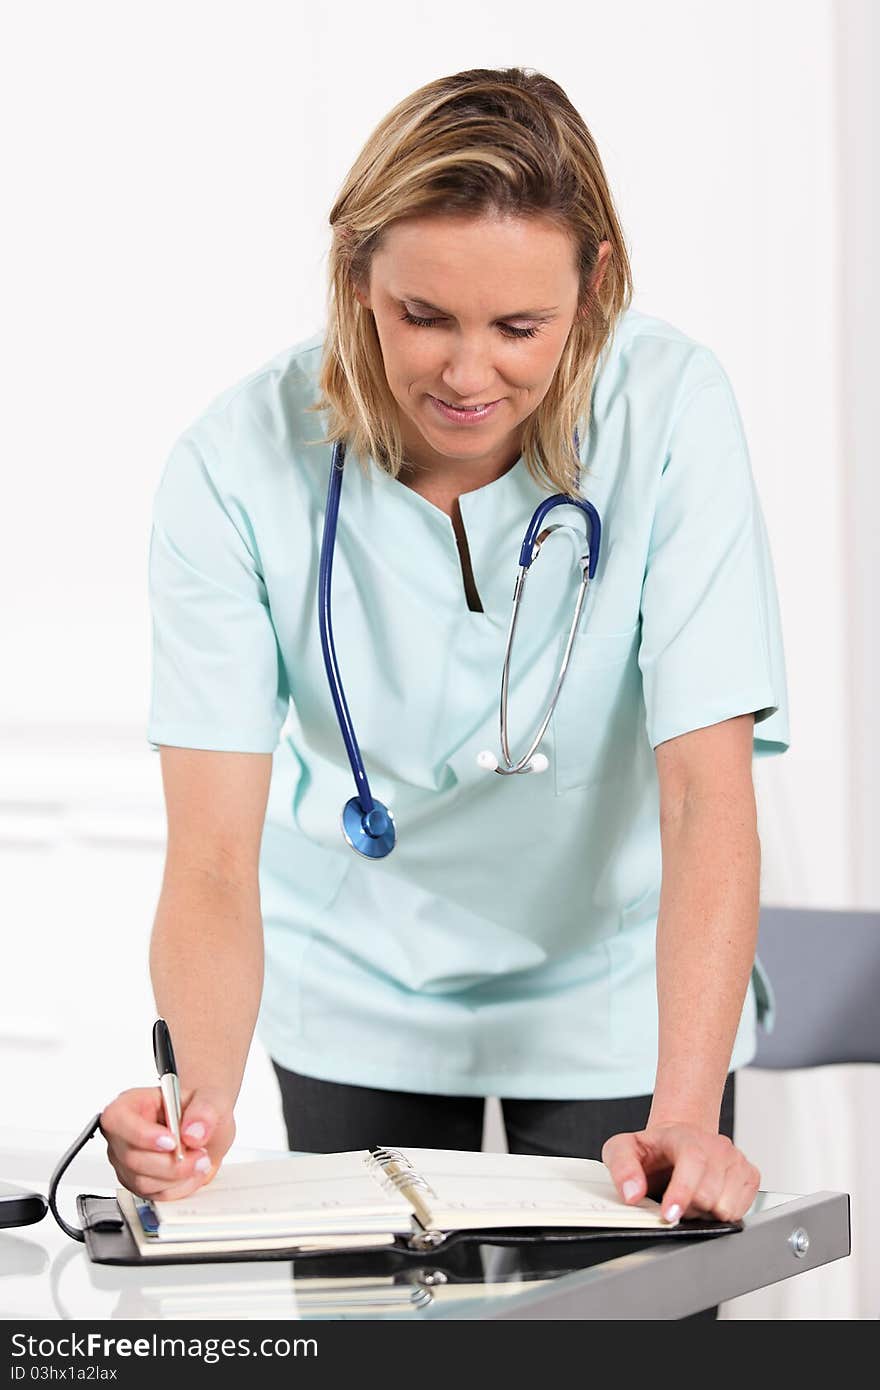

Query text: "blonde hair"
[305, 66, 632, 496]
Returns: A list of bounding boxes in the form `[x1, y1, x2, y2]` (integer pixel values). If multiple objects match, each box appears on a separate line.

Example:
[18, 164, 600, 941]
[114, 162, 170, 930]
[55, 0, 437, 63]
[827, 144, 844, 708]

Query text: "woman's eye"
[399, 309, 539, 340]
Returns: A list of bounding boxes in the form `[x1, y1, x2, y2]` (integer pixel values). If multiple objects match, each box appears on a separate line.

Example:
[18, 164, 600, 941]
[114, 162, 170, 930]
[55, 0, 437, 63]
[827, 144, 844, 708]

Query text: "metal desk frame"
[444, 1190, 851, 1319]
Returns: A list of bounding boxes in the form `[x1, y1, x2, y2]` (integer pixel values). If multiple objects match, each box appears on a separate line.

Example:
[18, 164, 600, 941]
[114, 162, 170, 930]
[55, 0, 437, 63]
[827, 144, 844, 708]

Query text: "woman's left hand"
[601, 1122, 761, 1223]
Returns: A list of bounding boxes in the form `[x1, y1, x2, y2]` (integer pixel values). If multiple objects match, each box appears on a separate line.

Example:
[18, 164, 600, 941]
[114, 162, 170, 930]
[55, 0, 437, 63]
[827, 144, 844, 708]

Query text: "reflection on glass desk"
[71, 1188, 849, 1321]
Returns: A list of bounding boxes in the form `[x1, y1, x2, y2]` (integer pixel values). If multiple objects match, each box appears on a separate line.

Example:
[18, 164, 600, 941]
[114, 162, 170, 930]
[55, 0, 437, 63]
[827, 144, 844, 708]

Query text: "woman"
[101, 67, 789, 1306]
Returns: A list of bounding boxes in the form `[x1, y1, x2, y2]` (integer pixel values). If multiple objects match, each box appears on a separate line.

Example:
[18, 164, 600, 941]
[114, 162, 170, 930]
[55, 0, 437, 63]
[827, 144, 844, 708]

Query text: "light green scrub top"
[147, 306, 790, 1099]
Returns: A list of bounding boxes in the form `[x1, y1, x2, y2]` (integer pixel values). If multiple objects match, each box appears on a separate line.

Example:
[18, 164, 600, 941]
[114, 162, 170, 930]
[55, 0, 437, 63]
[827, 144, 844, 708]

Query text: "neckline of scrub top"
[361, 449, 572, 625]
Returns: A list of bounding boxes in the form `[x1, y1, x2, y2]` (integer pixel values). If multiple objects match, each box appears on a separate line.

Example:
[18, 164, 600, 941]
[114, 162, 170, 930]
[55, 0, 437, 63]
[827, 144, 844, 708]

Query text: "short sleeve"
[147, 428, 290, 753]
[638, 351, 790, 758]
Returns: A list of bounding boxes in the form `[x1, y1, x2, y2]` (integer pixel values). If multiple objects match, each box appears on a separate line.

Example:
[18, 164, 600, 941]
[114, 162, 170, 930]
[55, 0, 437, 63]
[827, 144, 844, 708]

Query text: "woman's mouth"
[428, 395, 502, 424]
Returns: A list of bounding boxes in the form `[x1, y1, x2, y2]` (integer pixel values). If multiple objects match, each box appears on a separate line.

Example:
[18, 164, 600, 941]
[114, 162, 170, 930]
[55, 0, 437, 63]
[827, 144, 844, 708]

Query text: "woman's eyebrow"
[400, 294, 559, 319]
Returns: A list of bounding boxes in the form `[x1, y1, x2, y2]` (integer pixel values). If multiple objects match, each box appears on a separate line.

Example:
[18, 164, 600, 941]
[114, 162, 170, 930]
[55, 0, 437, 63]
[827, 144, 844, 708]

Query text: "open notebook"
[117, 1146, 679, 1258]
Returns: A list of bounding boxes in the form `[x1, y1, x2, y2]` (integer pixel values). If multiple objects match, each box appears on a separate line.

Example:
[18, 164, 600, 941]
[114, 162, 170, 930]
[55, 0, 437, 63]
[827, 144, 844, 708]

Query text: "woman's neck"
[395, 417, 523, 515]
[400, 447, 522, 507]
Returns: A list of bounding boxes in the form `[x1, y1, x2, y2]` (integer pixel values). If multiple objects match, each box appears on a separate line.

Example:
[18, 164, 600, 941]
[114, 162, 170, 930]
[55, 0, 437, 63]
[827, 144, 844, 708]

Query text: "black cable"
[47, 1112, 103, 1242]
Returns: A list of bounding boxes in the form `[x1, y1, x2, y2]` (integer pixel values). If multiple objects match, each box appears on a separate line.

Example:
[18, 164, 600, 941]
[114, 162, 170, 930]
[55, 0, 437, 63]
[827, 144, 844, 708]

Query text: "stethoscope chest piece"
[341, 796, 396, 859]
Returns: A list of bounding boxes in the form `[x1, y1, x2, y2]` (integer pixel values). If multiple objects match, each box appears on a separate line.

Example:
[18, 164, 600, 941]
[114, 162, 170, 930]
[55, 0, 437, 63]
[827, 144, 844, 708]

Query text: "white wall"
[2, 0, 854, 895]
[3, 0, 875, 1317]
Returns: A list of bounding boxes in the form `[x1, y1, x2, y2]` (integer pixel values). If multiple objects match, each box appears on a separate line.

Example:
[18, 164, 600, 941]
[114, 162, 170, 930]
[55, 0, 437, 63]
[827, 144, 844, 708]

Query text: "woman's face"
[354, 212, 610, 482]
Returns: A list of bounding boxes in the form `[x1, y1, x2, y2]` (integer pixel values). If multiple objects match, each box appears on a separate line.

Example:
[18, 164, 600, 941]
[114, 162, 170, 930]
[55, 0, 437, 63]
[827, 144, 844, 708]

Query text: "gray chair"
[752, 906, 880, 1068]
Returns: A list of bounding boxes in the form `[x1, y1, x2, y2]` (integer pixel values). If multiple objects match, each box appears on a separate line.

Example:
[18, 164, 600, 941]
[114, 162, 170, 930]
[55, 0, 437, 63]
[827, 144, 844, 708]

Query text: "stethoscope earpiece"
[476, 750, 549, 775]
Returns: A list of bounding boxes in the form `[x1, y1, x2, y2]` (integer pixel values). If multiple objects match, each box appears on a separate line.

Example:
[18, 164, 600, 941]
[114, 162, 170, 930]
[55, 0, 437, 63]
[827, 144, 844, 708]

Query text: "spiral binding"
[366, 1147, 447, 1251]
[366, 1147, 438, 1199]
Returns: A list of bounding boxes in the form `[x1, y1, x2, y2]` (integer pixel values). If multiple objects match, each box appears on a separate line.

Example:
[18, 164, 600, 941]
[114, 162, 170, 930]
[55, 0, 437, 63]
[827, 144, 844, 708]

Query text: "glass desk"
[0, 1131, 851, 1321]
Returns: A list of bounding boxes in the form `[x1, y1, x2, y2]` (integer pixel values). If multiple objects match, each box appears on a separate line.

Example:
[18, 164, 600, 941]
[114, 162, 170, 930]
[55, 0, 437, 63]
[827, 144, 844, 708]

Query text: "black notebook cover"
[76, 1193, 742, 1267]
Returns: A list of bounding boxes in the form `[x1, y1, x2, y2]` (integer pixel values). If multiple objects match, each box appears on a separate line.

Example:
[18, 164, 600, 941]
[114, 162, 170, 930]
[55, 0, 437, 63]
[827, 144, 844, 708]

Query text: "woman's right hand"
[100, 1086, 236, 1201]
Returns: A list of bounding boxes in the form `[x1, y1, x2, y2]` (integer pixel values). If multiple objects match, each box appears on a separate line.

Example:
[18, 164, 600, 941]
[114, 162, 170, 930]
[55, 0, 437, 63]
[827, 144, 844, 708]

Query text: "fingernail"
[622, 1179, 640, 1202]
[184, 1122, 206, 1142]
[664, 1203, 682, 1222]
[155, 1135, 176, 1151]
[195, 1155, 211, 1174]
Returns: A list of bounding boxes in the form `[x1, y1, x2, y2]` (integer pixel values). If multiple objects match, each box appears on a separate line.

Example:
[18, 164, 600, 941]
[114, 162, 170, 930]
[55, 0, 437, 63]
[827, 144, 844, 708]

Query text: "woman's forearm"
[648, 792, 761, 1132]
[149, 865, 264, 1108]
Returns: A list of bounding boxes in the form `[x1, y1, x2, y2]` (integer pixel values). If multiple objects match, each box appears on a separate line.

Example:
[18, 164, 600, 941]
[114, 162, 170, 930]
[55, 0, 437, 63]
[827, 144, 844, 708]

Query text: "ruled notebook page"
[395, 1148, 674, 1229]
[141, 1151, 412, 1240]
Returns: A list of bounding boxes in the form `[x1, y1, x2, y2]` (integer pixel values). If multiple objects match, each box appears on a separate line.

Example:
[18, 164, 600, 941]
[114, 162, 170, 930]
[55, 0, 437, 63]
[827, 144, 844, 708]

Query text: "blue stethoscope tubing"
[318, 434, 601, 859]
[318, 439, 398, 859]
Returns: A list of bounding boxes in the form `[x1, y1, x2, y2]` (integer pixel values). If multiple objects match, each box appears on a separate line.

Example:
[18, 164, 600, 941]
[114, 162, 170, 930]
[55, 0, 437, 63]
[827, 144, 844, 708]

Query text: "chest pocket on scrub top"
[551, 622, 642, 795]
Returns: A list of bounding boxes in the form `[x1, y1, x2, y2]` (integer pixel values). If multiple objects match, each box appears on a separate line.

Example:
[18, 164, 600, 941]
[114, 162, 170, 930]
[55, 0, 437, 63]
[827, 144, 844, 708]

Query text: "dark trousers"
[271, 1059, 736, 1321]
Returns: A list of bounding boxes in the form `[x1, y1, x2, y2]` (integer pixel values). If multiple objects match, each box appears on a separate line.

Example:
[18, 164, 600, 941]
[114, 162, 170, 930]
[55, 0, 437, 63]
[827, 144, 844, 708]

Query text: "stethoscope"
[318, 433, 602, 859]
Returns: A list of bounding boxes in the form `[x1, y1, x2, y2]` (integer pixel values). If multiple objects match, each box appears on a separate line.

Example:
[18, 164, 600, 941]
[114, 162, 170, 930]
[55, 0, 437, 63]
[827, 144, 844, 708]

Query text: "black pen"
[152, 1018, 184, 1162]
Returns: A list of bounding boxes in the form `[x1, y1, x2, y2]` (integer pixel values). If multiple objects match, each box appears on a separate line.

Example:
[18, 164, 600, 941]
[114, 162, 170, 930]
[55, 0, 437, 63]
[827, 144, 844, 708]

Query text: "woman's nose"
[439, 337, 501, 400]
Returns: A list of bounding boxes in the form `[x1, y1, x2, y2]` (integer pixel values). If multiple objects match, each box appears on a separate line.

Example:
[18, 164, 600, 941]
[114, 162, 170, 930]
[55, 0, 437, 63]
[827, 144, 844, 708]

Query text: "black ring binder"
[45, 1119, 744, 1266]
